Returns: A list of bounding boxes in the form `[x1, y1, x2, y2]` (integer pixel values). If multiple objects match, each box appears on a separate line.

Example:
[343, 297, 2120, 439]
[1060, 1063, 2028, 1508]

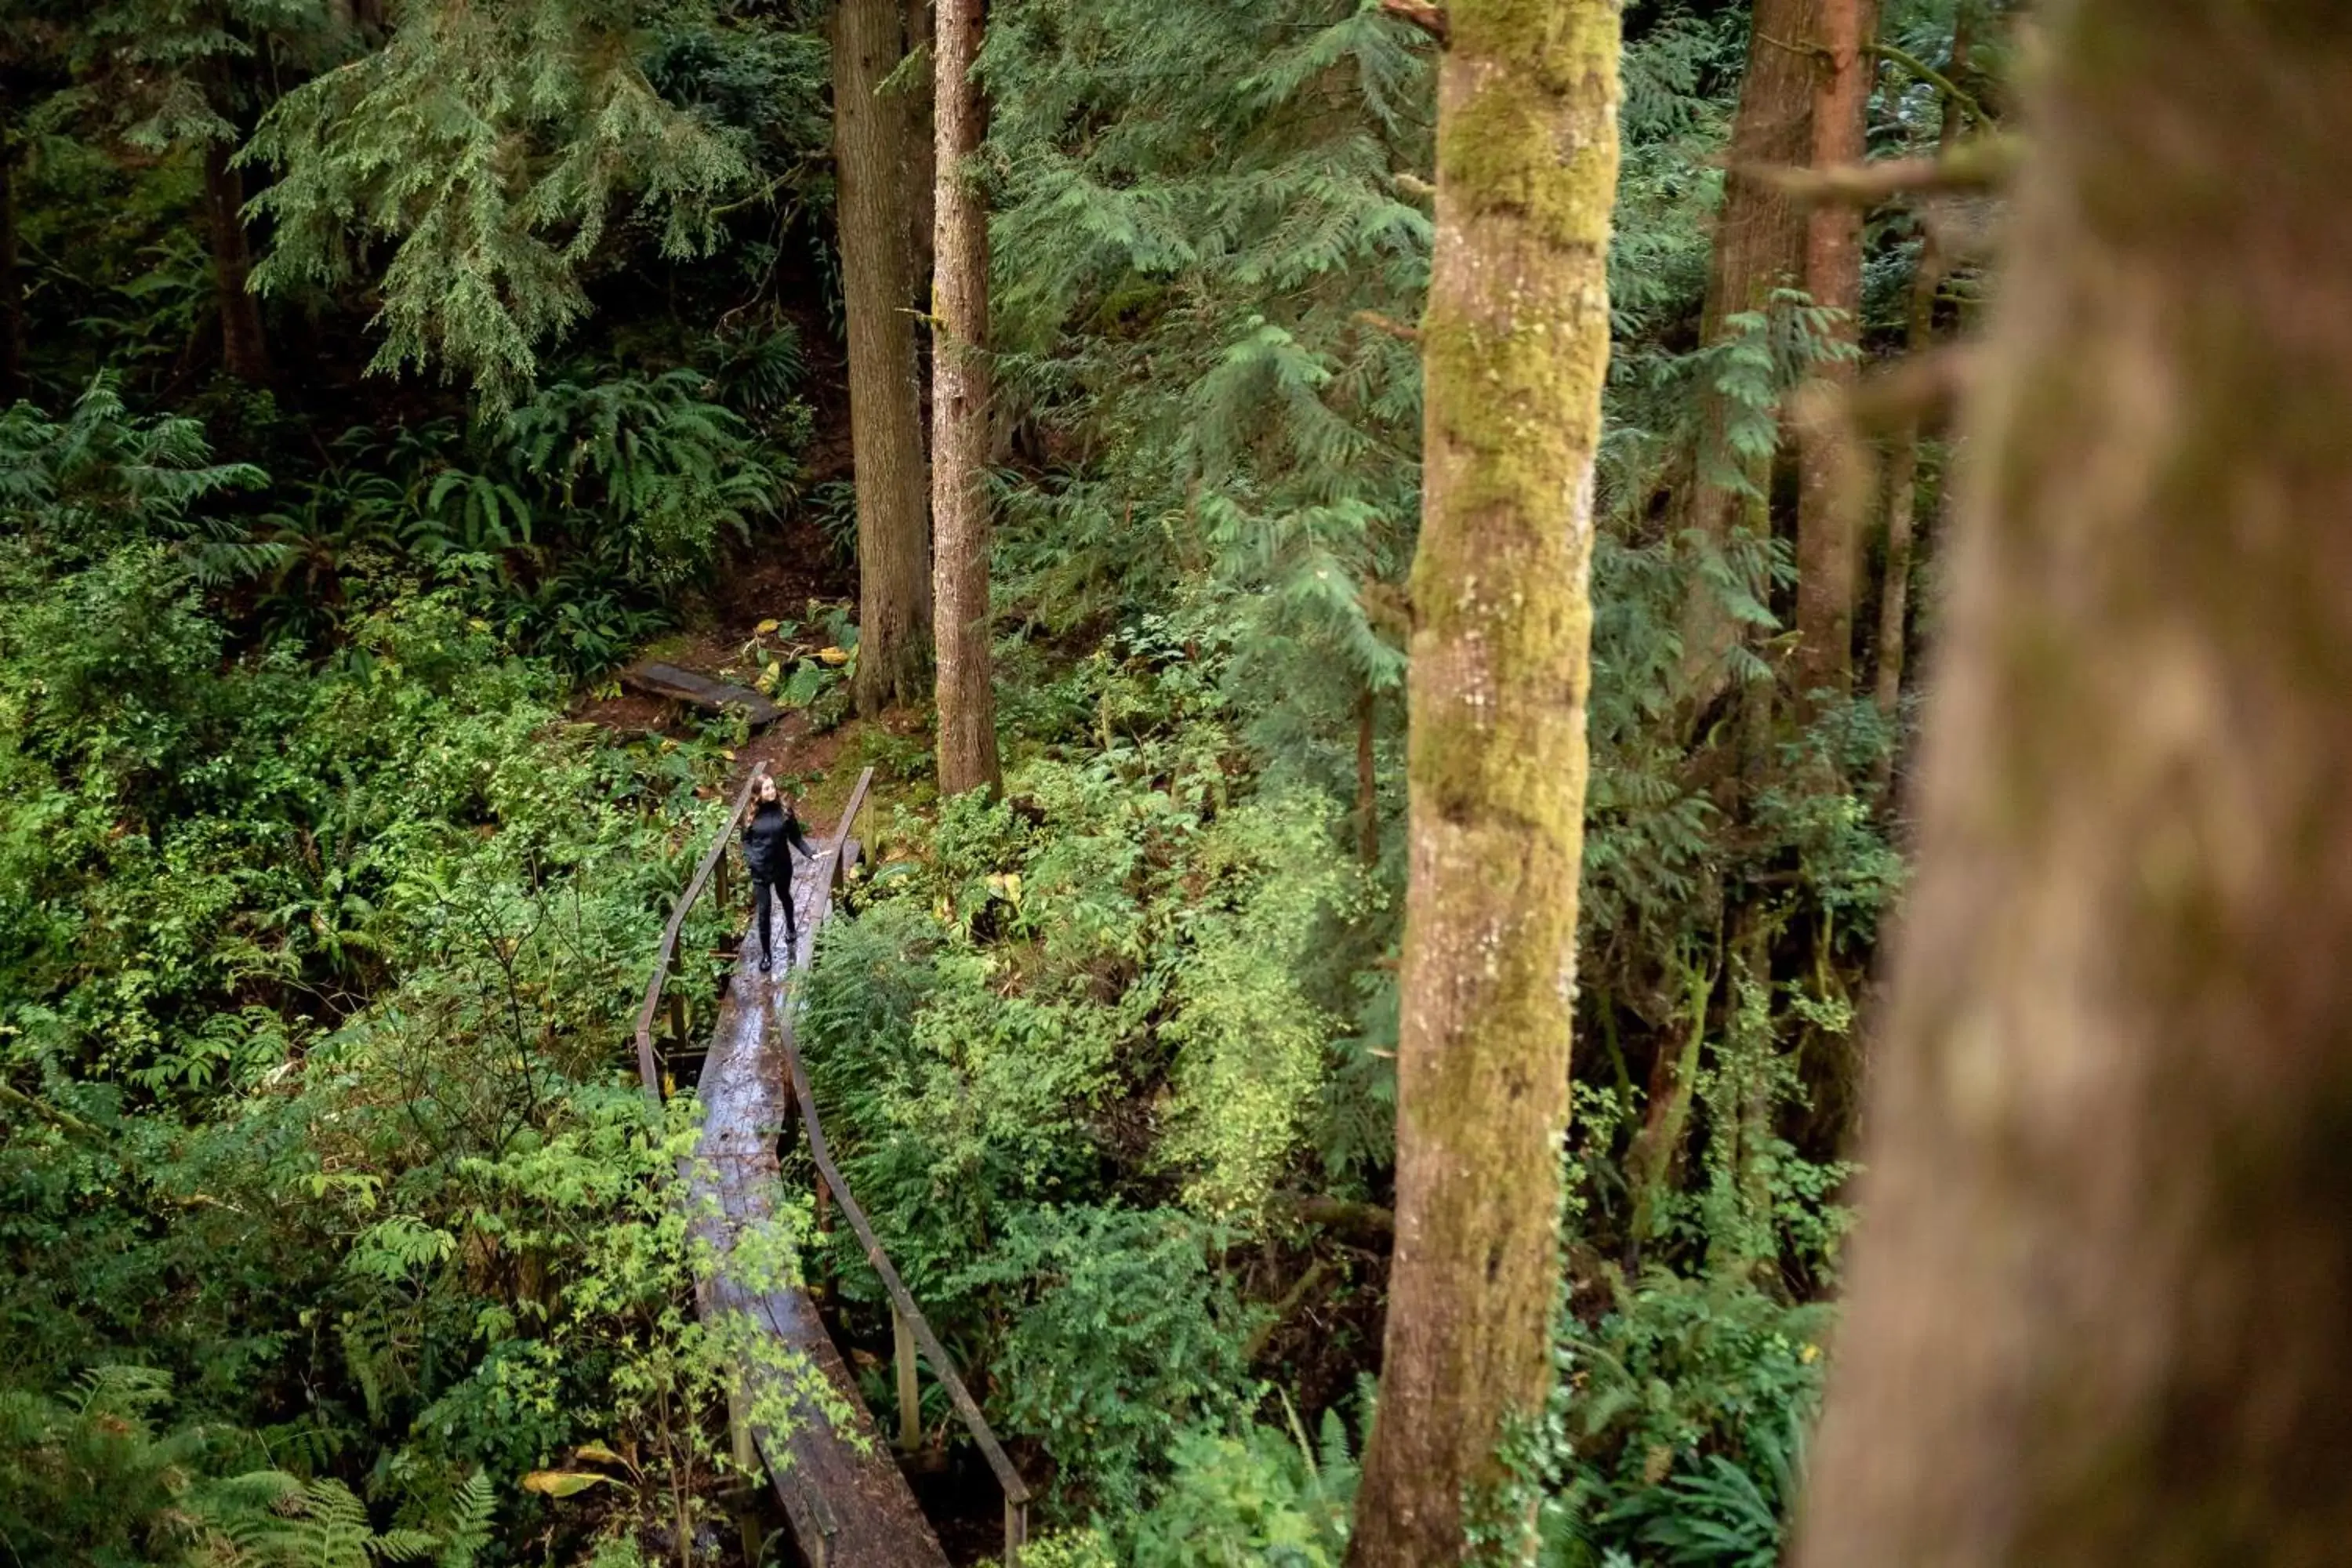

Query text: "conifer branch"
[1380, 0, 1450, 47]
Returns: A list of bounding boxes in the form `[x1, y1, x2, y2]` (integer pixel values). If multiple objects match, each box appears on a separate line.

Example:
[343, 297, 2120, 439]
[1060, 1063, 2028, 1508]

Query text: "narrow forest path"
[684, 808, 952, 1568]
[645, 769, 1030, 1567]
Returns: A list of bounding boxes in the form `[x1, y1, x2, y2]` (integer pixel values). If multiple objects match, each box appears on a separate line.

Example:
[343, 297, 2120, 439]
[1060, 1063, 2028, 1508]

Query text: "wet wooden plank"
[623, 660, 786, 726]
[687, 826, 948, 1568]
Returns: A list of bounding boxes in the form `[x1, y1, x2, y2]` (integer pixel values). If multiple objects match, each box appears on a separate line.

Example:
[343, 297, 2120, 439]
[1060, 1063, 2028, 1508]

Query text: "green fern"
[433, 1472, 497, 1568]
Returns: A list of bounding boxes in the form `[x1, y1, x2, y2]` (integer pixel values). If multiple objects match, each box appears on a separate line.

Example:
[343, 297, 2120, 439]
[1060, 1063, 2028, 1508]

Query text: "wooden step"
[622, 660, 786, 727]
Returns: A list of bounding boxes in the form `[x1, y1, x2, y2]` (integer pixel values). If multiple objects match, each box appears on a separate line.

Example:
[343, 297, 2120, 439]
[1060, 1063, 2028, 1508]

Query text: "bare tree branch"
[1354, 309, 1421, 346]
[1380, 0, 1449, 46]
[1737, 135, 2023, 208]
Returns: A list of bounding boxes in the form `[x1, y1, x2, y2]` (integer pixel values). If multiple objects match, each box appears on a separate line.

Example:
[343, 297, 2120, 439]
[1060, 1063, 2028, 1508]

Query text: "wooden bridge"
[633, 766, 1030, 1567]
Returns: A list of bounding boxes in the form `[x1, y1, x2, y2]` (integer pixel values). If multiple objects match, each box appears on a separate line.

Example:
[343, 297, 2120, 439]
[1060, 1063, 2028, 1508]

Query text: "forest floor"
[568, 503, 915, 827]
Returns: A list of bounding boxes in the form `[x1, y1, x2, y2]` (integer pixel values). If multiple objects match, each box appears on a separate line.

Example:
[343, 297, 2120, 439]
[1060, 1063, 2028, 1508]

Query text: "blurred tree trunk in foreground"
[1798, 2, 2352, 1564]
[1344, 1, 1619, 1563]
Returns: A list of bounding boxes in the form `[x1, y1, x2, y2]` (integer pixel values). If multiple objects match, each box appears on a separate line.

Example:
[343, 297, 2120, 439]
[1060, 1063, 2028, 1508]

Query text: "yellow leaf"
[816, 646, 850, 666]
[755, 619, 781, 635]
[574, 1442, 626, 1467]
[466, 619, 490, 633]
[754, 663, 780, 693]
[523, 1471, 610, 1498]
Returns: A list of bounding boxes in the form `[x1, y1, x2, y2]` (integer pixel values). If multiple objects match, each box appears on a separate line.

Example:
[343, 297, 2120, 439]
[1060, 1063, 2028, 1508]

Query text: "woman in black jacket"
[742, 775, 815, 973]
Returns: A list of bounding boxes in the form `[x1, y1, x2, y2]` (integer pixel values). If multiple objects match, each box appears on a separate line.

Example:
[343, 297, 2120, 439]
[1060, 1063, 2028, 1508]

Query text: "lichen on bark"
[1345, 3, 1621, 1564]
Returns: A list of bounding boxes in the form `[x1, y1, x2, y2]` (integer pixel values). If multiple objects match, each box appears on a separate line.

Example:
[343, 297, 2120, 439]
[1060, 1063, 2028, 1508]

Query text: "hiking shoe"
[759, 953, 773, 974]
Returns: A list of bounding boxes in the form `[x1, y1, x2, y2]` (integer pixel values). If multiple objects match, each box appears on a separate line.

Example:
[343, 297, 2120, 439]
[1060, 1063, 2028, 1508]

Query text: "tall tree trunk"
[902, 0, 937, 287]
[928, 0, 1000, 797]
[1871, 8, 1973, 742]
[1790, 0, 1878, 708]
[0, 136, 24, 405]
[200, 139, 269, 384]
[1344, 5, 1619, 1564]
[834, 0, 932, 715]
[1797, 5, 2352, 1564]
[1672, 0, 1817, 716]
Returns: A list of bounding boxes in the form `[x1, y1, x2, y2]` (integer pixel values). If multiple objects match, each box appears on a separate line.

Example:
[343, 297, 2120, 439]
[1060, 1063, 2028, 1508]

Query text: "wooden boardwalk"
[622, 659, 787, 726]
[636, 768, 1029, 1566]
[682, 812, 950, 1566]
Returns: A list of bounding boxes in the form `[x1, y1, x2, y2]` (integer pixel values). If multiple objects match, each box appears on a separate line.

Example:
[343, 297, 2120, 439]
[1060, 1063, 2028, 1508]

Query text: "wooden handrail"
[776, 1024, 1033, 1508]
[809, 767, 874, 916]
[635, 762, 769, 1104]
[781, 771, 1036, 1534]
[648, 761, 1033, 1559]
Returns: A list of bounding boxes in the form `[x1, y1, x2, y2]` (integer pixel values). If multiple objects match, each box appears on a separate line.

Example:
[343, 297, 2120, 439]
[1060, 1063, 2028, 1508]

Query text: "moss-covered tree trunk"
[928, 0, 1000, 797]
[200, 139, 269, 384]
[834, 0, 931, 715]
[1344, 4, 1619, 1563]
[1791, 0, 1878, 706]
[1672, 0, 1815, 713]
[1797, 4, 2352, 1563]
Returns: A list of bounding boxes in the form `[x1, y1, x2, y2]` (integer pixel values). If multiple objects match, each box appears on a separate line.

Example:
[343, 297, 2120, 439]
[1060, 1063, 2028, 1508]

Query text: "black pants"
[753, 876, 797, 966]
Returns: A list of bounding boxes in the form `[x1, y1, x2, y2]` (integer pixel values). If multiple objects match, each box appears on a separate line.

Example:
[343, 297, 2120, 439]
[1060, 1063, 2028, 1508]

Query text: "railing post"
[893, 1308, 920, 1453]
[1004, 1497, 1027, 1567]
[729, 1385, 755, 1471]
[728, 1385, 761, 1567]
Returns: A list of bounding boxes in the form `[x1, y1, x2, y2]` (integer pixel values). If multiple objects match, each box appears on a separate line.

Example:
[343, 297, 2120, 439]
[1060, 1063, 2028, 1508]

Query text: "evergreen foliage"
[0, 0, 2007, 1561]
[245, 0, 769, 406]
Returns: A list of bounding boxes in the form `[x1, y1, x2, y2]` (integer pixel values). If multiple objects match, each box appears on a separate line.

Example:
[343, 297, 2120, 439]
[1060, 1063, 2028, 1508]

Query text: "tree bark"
[1790, 0, 1878, 708]
[0, 137, 23, 405]
[928, 0, 1000, 797]
[1871, 7, 1973, 740]
[1343, 5, 1619, 1564]
[834, 0, 932, 716]
[902, 0, 937, 287]
[1672, 0, 1817, 715]
[200, 138, 270, 384]
[1622, 956, 1713, 1255]
[1797, 5, 2352, 1564]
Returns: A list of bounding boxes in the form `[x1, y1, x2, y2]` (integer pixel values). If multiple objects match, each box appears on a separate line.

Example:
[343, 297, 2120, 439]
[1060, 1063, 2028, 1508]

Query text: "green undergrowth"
[0, 390, 813, 1564]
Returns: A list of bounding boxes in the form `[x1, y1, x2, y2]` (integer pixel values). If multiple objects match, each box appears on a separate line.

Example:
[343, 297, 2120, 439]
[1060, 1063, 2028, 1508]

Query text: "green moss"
[1439, 1, 1622, 251]
[1354, 0, 1621, 1549]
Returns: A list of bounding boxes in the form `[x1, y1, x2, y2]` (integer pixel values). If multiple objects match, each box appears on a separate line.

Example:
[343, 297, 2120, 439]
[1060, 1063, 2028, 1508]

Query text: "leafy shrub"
[1125, 1402, 1360, 1567]
[952, 1205, 1258, 1515]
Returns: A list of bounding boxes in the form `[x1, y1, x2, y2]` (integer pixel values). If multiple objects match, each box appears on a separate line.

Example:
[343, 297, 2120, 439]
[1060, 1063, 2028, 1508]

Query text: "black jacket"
[742, 799, 813, 883]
